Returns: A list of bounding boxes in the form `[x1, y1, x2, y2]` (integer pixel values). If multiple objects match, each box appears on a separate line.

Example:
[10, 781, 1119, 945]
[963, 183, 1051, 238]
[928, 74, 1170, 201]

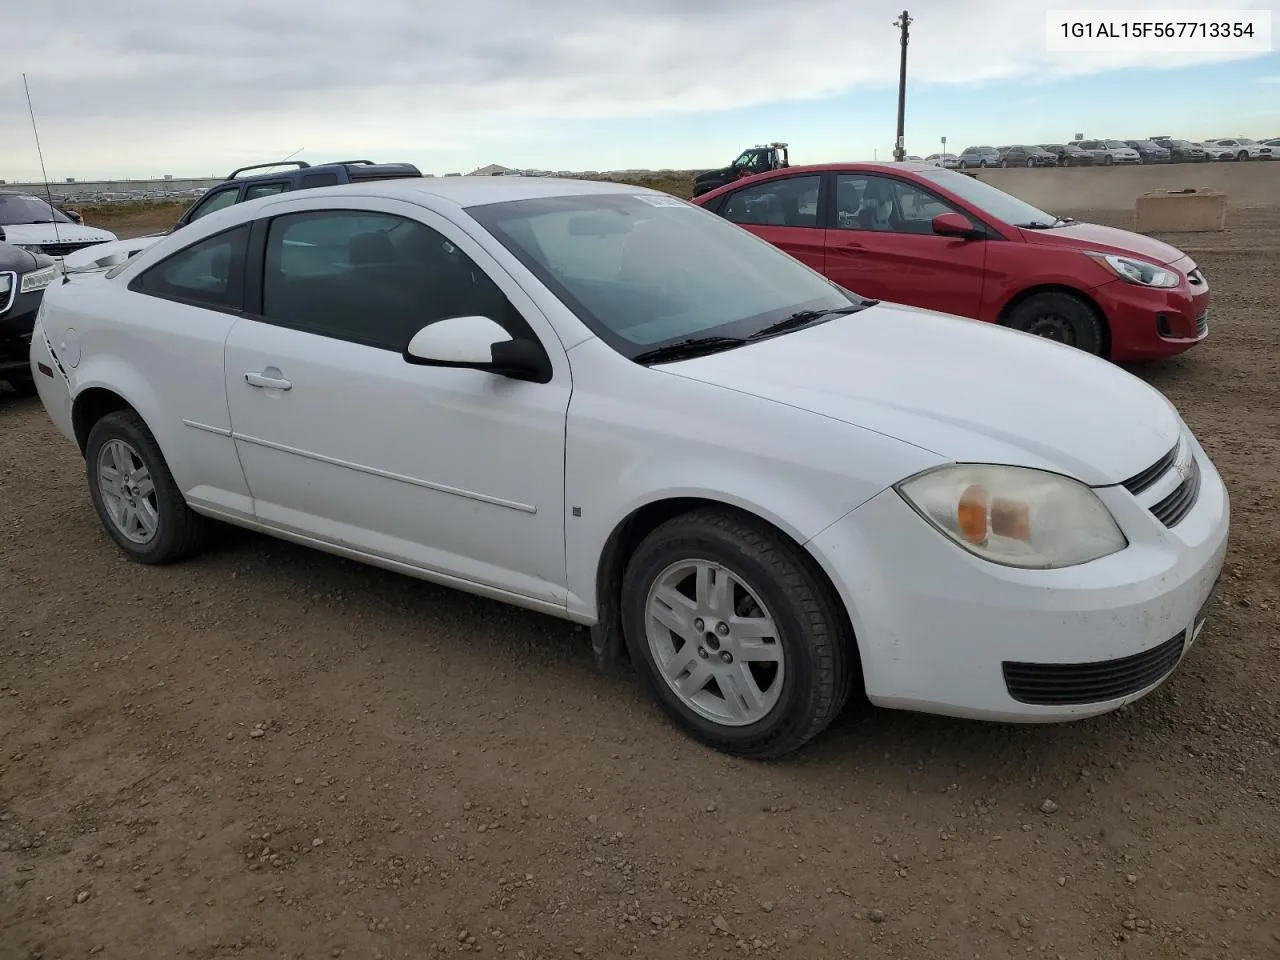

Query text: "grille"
[1003, 632, 1186, 705]
[1151, 456, 1201, 527]
[0, 271, 15, 314]
[1121, 443, 1178, 495]
[1195, 310, 1209, 336]
[34, 241, 105, 258]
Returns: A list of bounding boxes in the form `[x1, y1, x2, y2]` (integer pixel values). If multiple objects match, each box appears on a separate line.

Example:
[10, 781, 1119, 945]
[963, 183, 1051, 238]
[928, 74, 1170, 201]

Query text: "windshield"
[1104, 140, 1129, 149]
[0, 193, 74, 227]
[915, 168, 1057, 227]
[1237, 138, 1258, 145]
[467, 193, 857, 359]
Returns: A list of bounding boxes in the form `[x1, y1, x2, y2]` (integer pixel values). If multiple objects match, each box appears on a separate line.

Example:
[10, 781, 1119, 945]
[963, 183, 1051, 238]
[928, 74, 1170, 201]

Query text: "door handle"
[245, 371, 292, 391]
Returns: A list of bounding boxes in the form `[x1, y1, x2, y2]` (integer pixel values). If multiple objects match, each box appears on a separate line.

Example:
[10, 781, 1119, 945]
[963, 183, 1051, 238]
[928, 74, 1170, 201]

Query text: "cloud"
[2, 0, 1276, 176]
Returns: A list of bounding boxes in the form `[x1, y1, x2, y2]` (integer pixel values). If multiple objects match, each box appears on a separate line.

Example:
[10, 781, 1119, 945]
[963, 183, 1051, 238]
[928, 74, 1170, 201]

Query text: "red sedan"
[689, 162, 1210, 361]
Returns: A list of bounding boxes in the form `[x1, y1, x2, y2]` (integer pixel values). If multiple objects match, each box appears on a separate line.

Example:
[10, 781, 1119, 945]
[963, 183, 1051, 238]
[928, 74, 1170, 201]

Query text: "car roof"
[688, 161, 964, 203]
[226, 175, 661, 215]
[718, 160, 947, 178]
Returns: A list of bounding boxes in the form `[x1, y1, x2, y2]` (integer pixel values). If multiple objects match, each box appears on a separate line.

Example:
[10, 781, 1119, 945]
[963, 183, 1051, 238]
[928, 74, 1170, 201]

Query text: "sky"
[2, 0, 1279, 182]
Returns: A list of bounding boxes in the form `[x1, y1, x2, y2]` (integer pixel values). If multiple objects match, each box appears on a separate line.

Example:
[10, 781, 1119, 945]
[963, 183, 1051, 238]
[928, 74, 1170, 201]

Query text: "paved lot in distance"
[2, 206, 1277, 960]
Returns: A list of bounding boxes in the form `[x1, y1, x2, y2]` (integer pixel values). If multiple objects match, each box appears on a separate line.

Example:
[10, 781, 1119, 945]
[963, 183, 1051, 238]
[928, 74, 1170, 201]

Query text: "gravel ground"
[2, 207, 1277, 960]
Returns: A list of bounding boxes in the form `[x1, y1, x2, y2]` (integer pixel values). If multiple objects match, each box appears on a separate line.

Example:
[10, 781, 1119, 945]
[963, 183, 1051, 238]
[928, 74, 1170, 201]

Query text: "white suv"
[28, 177, 1228, 758]
[1202, 138, 1273, 161]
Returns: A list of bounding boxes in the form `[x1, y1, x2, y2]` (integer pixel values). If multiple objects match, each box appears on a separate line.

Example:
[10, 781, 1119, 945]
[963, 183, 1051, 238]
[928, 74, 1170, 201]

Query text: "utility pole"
[893, 10, 912, 163]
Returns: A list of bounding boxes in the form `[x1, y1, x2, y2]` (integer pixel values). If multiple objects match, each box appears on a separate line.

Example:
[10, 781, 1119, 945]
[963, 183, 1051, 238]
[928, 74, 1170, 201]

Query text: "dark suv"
[173, 159, 423, 229]
[1151, 138, 1207, 162]
[997, 145, 1058, 167]
[956, 146, 1002, 169]
[1039, 143, 1095, 166]
[1123, 140, 1172, 163]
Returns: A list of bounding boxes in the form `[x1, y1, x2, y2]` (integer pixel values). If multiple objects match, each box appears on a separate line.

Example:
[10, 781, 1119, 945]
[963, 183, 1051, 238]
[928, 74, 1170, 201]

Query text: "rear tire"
[1003, 291, 1106, 357]
[1104, 154, 1114, 165]
[85, 410, 208, 564]
[620, 508, 854, 759]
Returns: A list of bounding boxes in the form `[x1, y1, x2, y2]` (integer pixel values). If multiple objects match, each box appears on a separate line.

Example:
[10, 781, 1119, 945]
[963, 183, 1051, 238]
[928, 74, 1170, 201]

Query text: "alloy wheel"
[644, 560, 785, 727]
[97, 438, 160, 544]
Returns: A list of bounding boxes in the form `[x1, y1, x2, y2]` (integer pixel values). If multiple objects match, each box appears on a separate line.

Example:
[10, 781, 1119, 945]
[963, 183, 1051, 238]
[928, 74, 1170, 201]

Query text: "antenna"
[22, 73, 64, 249]
[282, 146, 305, 161]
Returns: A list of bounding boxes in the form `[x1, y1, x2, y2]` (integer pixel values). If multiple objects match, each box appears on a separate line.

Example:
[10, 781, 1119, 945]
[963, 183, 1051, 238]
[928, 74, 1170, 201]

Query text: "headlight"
[1088, 252, 1180, 288]
[20, 265, 57, 294]
[896, 464, 1128, 569]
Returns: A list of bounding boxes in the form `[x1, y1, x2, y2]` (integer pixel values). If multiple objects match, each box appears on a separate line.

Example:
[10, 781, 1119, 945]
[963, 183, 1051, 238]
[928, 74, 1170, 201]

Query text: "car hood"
[660, 302, 1182, 486]
[0, 241, 42, 272]
[1017, 221, 1186, 264]
[60, 233, 165, 273]
[1, 223, 117, 247]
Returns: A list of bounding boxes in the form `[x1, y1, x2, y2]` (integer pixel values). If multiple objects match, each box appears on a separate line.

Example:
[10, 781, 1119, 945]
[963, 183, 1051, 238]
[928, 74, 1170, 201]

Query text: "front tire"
[85, 410, 208, 564]
[620, 508, 853, 759]
[1237, 150, 1249, 161]
[1004, 291, 1105, 356]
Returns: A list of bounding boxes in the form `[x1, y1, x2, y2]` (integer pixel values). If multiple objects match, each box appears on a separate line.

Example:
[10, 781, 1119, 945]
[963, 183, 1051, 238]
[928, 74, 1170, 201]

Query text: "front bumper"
[0, 288, 45, 383]
[806, 430, 1229, 723]
[1097, 256, 1211, 362]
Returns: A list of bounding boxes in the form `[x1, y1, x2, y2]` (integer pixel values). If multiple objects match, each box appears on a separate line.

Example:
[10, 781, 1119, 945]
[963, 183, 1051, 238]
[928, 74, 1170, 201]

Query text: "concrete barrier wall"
[974, 163, 1279, 212]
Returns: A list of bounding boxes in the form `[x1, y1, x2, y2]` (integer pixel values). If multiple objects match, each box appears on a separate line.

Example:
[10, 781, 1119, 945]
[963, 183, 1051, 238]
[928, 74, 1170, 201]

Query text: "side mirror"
[932, 212, 983, 240]
[403, 315, 551, 384]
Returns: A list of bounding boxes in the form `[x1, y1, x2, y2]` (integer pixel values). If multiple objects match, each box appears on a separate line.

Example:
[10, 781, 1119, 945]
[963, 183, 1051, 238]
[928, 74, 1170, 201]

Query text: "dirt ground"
[2, 205, 1277, 960]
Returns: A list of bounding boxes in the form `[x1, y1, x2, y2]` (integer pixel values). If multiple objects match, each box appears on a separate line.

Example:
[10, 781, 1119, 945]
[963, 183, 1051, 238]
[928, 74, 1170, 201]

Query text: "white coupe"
[28, 177, 1229, 757]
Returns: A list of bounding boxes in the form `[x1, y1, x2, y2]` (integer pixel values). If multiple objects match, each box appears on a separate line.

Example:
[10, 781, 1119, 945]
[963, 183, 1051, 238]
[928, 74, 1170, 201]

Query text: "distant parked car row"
[936, 137, 1275, 169]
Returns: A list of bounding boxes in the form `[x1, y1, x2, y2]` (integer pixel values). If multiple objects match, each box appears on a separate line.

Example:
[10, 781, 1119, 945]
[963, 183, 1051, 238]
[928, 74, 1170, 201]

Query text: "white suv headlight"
[20, 265, 57, 294]
[896, 464, 1128, 569]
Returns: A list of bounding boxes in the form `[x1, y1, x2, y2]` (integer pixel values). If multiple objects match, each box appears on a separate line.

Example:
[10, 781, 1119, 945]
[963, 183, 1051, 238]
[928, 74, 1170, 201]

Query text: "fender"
[578, 479, 854, 674]
[69, 356, 189, 487]
[979, 264, 1110, 324]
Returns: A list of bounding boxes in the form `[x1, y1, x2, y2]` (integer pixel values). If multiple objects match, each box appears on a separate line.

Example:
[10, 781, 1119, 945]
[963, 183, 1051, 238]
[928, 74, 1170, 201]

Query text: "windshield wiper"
[748, 302, 874, 340]
[632, 336, 749, 365]
[1017, 217, 1074, 229]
